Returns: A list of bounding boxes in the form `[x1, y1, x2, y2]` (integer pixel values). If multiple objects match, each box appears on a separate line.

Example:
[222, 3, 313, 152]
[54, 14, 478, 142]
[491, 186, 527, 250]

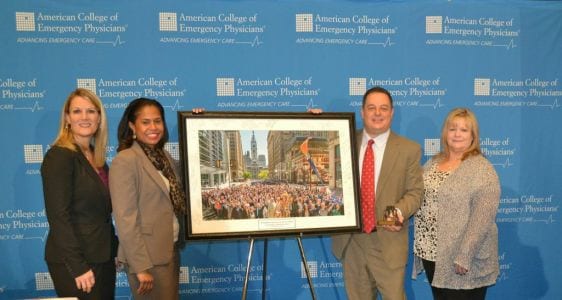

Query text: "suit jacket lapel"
[76, 148, 110, 201]
[377, 131, 399, 196]
[132, 143, 170, 198]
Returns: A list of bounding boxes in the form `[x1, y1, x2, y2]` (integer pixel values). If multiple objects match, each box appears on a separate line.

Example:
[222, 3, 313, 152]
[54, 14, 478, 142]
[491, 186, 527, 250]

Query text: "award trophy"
[377, 205, 403, 226]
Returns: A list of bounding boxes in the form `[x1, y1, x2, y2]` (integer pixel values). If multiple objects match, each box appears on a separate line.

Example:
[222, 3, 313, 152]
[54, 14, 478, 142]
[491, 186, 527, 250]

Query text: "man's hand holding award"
[378, 205, 404, 232]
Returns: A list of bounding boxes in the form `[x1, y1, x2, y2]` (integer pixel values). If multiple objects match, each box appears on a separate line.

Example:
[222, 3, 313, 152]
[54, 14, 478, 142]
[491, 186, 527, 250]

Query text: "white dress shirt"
[359, 129, 390, 194]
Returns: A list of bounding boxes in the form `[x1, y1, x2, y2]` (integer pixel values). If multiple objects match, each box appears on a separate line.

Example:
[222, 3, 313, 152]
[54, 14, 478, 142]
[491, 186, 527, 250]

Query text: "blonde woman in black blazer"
[41, 88, 117, 299]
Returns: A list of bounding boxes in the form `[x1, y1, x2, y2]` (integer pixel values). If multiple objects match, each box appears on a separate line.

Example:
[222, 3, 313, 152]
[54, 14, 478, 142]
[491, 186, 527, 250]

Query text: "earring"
[65, 123, 70, 130]
[133, 133, 136, 140]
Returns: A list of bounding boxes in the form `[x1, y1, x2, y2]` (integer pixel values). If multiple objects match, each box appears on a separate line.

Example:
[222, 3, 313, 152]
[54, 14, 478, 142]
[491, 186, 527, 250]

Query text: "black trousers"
[47, 260, 116, 300]
[422, 259, 487, 300]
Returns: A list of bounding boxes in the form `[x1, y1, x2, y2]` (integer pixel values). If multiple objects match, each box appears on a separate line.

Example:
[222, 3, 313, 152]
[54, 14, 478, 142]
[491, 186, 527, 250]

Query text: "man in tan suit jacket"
[332, 86, 423, 300]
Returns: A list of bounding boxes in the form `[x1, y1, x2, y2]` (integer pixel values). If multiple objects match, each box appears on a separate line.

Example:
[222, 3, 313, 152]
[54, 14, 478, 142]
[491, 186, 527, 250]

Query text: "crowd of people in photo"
[202, 182, 345, 220]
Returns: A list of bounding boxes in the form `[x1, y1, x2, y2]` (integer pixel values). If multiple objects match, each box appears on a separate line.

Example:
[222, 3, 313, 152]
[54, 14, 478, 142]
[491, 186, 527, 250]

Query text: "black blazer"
[41, 146, 117, 277]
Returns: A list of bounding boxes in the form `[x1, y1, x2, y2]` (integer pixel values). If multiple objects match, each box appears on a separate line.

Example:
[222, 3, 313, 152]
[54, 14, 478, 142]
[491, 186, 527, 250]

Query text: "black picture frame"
[177, 111, 360, 240]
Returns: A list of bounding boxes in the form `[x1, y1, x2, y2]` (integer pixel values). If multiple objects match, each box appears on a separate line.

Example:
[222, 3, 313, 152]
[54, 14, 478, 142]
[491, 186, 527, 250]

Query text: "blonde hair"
[436, 107, 481, 161]
[52, 88, 108, 168]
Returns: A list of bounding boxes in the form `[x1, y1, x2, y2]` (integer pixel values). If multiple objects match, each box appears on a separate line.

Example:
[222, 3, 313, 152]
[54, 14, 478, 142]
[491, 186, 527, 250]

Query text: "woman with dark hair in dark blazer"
[41, 88, 118, 299]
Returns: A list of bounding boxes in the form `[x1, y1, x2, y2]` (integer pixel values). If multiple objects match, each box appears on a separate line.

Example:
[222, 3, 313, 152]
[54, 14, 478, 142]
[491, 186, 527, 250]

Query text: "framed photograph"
[178, 111, 360, 239]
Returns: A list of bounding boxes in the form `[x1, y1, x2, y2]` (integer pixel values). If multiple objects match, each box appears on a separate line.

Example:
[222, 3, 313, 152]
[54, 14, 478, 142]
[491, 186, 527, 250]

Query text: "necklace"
[81, 148, 96, 168]
[82, 149, 92, 159]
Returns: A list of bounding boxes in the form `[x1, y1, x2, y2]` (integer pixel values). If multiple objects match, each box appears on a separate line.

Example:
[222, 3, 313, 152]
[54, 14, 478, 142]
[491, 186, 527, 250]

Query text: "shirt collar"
[362, 129, 390, 147]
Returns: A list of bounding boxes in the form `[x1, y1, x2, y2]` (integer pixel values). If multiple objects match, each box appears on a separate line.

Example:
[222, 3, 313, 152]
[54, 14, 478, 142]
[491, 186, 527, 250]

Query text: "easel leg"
[297, 235, 317, 300]
[242, 237, 255, 300]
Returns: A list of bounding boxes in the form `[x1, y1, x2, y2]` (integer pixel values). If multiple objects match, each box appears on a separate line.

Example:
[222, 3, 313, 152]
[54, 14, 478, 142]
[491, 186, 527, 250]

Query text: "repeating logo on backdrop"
[497, 193, 557, 224]
[473, 77, 561, 109]
[349, 78, 367, 96]
[425, 136, 516, 167]
[23, 144, 48, 176]
[480, 136, 516, 169]
[496, 252, 513, 282]
[425, 16, 443, 34]
[295, 13, 398, 47]
[77, 78, 97, 94]
[348, 77, 446, 109]
[14, 11, 127, 46]
[424, 139, 440, 156]
[165, 142, 180, 160]
[474, 78, 491, 96]
[0, 77, 46, 112]
[180, 266, 190, 284]
[216, 78, 235, 97]
[24, 145, 44, 164]
[158, 11, 265, 47]
[76, 76, 186, 111]
[177, 263, 269, 296]
[35, 272, 54, 291]
[159, 12, 178, 31]
[301, 261, 318, 278]
[215, 76, 320, 110]
[425, 15, 519, 49]
[15, 12, 36, 31]
[299, 261, 344, 289]
[296, 14, 314, 32]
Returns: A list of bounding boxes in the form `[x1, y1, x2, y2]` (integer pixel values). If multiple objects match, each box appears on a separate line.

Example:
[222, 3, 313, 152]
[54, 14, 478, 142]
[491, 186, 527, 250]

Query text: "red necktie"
[361, 139, 376, 233]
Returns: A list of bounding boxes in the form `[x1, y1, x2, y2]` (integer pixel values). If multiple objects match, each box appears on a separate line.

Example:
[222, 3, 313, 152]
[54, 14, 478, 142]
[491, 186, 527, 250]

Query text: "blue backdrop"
[1, 0, 561, 299]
